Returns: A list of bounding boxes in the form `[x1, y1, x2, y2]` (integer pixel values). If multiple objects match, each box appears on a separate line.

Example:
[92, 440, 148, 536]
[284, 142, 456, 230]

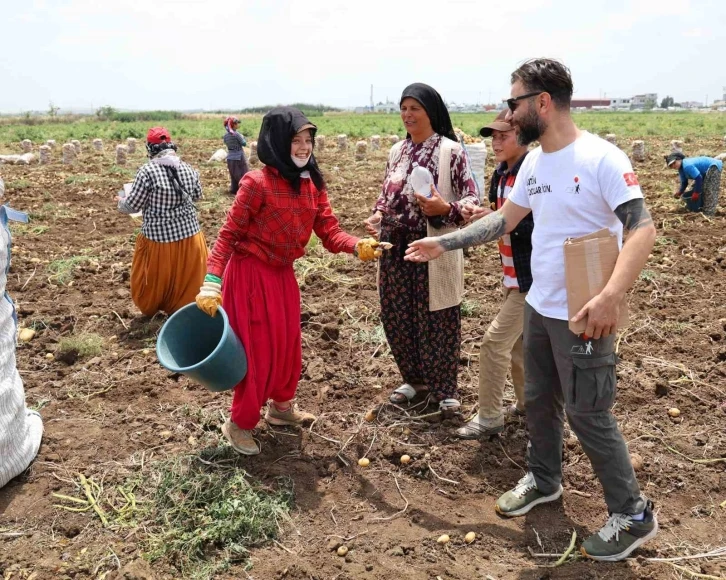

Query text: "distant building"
[448, 103, 484, 113]
[631, 93, 658, 109]
[680, 101, 704, 109]
[610, 98, 631, 110]
[374, 101, 398, 113]
[570, 99, 611, 109]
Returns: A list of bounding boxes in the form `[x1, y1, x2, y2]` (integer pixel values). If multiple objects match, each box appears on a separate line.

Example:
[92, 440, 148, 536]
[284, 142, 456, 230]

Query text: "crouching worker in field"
[666, 152, 722, 216]
[117, 127, 208, 316]
[196, 107, 381, 456]
[0, 175, 43, 489]
[456, 111, 533, 439]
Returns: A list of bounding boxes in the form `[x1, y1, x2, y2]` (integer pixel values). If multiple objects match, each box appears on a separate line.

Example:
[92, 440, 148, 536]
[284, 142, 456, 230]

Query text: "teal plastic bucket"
[156, 304, 247, 392]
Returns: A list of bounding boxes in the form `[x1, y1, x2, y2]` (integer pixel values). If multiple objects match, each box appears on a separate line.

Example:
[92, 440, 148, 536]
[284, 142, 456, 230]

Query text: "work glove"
[691, 191, 700, 202]
[196, 274, 222, 317]
[354, 238, 382, 262]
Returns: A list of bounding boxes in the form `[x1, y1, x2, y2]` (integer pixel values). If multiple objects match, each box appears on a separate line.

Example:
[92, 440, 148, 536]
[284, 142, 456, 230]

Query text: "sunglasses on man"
[507, 91, 544, 111]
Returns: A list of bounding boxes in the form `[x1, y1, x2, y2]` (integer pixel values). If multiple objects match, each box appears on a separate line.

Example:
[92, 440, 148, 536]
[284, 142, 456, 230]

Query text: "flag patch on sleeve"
[623, 173, 639, 187]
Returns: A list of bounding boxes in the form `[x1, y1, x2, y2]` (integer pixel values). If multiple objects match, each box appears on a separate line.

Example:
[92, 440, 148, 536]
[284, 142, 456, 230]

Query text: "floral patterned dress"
[374, 134, 478, 402]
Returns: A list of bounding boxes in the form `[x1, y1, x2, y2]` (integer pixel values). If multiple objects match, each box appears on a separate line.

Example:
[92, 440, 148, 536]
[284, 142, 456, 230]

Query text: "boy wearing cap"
[457, 111, 533, 438]
[117, 126, 208, 316]
[666, 152, 722, 215]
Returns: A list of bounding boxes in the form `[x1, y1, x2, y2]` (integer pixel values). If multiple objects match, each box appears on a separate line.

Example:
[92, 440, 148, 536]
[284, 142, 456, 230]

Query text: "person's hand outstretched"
[404, 238, 444, 262]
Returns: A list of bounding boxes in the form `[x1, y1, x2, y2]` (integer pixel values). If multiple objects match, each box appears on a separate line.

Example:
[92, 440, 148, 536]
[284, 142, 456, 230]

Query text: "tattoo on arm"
[439, 211, 507, 251]
[614, 198, 653, 232]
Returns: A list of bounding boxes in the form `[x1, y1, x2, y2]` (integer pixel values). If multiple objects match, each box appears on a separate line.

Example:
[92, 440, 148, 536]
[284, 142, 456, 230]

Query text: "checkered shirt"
[207, 166, 358, 278]
[120, 160, 203, 243]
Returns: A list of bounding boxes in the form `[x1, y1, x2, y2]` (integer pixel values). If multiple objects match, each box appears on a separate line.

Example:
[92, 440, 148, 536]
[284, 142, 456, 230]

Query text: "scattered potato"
[668, 407, 681, 418]
[630, 452, 644, 471]
[464, 531, 476, 544]
[142, 349, 151, 355]
[364, 409, 376, 422]
[437, 534, 450, 544]
[337, 545, 348, 557]
[400, 454, 411, 464]
[18, 328, 36, 342]
[45, 352, 54, 360]
[358, 457, 370, 467]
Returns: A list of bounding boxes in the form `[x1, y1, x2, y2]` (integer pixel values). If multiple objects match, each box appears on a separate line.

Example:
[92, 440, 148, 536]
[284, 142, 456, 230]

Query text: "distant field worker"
[223, 116, 249, 195]
[117, 127, 208, 316]
[666, 152, 722, 215]
[196, 107, 381, 456]
[0, 175, 43, 489]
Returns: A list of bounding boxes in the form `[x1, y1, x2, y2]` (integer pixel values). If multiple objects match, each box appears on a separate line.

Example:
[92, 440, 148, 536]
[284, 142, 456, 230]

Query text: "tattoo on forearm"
[439, 211, 507, 251]
[615, 198, 653, 232]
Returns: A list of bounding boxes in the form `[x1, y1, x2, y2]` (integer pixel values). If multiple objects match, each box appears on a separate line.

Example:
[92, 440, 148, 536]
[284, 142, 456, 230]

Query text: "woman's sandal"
[438, 398, 461, 418]
[388, 383, 427, 405]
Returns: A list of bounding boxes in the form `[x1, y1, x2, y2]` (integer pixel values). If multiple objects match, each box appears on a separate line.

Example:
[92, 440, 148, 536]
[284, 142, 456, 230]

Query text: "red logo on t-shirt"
[623, 172, 639, 187]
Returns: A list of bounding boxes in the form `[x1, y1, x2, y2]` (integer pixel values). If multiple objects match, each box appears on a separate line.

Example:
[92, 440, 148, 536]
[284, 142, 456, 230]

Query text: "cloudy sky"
[1, 0, 722, 113]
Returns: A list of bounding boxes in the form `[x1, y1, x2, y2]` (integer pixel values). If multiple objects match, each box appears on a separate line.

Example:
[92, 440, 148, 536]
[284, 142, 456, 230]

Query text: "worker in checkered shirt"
[117, 127, 207, 316]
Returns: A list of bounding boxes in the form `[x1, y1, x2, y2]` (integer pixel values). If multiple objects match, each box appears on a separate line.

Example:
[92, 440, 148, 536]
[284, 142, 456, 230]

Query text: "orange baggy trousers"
[130, 232, 208, 316]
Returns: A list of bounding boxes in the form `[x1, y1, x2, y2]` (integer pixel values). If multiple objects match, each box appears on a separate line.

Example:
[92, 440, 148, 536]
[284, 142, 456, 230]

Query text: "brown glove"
[195, 279, 222, 317]
[355, 238, 383, 261]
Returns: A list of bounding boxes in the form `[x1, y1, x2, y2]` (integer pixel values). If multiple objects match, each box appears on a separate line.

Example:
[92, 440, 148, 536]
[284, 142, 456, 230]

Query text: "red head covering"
[224, 117, 239, 133]
[147, 127, 172, 144]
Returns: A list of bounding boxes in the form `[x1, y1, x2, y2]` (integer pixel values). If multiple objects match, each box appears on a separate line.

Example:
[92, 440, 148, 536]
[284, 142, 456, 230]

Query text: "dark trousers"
[378, 221, 461, 401]
[227, 158, 249, 195]
[523, 303, 645, 515]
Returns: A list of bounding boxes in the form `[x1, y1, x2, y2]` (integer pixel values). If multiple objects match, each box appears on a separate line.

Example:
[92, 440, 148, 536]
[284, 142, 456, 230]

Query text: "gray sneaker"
[495, 472, 563, 517]
[580, 500, 658, 561]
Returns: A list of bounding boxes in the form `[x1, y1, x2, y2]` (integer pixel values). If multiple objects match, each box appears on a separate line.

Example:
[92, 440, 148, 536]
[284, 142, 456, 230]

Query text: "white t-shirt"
[508, 131, 643, 320]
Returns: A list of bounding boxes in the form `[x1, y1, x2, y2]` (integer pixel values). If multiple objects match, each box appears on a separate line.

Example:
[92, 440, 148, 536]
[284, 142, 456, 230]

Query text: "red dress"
[207, 167, 358, 429]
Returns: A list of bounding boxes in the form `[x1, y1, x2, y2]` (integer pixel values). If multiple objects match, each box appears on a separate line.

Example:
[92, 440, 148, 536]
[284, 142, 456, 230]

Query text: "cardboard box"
[563, 228, 629, 335]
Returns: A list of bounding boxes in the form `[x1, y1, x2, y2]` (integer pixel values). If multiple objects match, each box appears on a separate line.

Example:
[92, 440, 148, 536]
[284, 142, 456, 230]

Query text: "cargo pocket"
[571, 353, 617, 413]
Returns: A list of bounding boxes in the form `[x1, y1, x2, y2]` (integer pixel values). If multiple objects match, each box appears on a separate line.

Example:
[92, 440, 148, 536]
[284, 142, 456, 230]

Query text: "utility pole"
[370, 84, 374, 110]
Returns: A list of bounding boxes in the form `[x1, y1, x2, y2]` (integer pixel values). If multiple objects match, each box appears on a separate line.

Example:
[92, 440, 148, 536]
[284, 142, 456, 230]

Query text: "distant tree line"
[231, 103, 341, 116]
[95, 107, 184, 122]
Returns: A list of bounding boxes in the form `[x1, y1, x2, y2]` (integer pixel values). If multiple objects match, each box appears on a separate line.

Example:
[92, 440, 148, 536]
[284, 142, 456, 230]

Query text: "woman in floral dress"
[365, 83, 478, 414]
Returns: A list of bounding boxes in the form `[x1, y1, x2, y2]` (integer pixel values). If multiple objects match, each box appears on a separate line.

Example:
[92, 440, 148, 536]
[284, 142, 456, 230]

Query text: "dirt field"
[0, 135, 725, 580]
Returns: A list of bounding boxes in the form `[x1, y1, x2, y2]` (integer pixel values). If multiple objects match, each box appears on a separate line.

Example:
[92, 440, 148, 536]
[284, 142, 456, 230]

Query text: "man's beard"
[516, 106, 547, 146]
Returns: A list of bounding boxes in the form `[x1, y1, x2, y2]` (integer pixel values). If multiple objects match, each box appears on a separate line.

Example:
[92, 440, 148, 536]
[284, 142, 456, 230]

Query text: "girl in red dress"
[197, 107, 380, 455]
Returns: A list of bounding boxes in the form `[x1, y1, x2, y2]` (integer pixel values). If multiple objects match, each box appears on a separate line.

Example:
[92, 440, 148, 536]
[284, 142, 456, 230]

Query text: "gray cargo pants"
[523, 303, 645, 515]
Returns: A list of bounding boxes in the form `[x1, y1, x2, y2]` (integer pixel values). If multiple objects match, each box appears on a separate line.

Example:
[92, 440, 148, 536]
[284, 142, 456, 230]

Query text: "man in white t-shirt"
[404, 59, 658, 562]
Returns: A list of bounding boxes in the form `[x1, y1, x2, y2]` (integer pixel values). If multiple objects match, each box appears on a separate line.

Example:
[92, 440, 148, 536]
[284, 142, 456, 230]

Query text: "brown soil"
[1, 136, 725, 580]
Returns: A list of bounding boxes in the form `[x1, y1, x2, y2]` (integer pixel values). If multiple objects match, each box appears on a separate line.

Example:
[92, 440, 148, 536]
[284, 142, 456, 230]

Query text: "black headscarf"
[257, 106, 325, 192]
[399, 83, 457, 142]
